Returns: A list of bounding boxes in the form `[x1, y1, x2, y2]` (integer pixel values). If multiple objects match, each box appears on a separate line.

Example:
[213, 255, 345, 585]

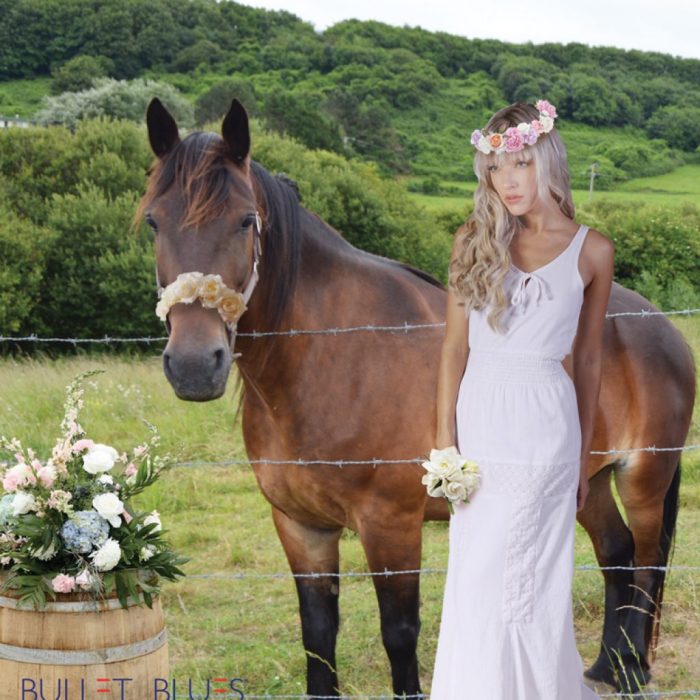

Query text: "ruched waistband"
[465, 348, 565, 383]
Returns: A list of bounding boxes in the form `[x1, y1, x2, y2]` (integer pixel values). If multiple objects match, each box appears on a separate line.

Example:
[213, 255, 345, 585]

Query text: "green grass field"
[0, 312, 697, 696]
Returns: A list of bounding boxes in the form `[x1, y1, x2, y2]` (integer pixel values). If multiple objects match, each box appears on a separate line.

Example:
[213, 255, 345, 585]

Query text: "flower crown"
[156, 272, 247, 327]
[470, 100, 558, 155]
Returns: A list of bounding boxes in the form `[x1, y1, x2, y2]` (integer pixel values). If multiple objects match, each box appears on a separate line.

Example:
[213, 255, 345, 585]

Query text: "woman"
[429, 100, 614, 699]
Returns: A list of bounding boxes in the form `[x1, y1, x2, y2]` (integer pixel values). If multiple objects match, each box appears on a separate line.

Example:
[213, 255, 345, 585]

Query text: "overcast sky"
[245, 0, 700, 61]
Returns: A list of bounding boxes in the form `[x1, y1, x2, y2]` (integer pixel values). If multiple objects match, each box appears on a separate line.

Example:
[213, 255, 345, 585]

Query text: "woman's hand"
[576, 470, 589, 512]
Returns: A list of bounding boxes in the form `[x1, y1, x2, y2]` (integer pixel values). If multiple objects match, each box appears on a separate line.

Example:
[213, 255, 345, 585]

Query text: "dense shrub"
[35, 78, 194, 129]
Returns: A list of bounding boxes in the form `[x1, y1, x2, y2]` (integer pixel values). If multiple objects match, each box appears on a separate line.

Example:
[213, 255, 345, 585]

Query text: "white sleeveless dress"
[430, 224, 601, 699]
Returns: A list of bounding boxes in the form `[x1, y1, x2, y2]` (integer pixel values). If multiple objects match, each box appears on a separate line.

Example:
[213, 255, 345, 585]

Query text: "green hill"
[2, 0, 700, 190]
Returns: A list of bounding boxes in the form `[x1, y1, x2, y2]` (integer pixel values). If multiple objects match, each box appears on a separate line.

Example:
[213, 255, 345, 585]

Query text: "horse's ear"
[221, 98, 251, 165]
[146, 98, 180, 158]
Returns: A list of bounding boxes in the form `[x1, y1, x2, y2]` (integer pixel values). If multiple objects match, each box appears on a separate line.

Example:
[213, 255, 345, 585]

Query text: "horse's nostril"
[213, 347, 225, 371]
[163, 352, 172, 375]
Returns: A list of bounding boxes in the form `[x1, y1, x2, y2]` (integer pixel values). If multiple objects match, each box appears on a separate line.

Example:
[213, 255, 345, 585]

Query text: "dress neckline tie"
[510, 271, 553, 314]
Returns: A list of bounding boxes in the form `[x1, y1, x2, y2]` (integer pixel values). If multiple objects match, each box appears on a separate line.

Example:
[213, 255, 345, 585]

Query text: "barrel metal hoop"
[0, 628, 167, 665]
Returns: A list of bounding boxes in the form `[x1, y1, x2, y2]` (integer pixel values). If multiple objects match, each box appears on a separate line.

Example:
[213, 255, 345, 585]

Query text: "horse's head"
[137, 97, 261, 401]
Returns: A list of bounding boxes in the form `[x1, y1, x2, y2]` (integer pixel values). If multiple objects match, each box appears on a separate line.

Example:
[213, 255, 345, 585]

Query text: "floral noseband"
[155, 212, 262, 329]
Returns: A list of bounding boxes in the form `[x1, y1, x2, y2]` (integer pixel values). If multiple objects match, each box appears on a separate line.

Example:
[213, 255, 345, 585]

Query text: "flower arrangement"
[156, 271, 247, 326]
[0, 370, 188, 610]
[421, 446, 481, 514]
[470, 99, 558, 155]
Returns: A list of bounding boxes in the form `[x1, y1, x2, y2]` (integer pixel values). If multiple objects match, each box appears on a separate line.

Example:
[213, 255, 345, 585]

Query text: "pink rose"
[2, 472, 21, 492]
[535, 99, 558, 118]
[531, 120, 544, 134]
[37, 464, 57, 488]
[72, 439, 95, 454]
[51, 574, 76, 593]
[504, 127, 525, 152]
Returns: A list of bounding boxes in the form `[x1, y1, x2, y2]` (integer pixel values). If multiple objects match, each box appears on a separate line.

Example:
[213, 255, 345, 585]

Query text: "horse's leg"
[577, 463, 635, 689]
[357, 511, 423, 698]
[611, 457, 681, 693]
[270, 505, 344, 698]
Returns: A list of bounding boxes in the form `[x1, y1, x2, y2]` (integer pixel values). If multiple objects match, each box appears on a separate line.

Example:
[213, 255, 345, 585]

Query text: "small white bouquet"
[421, 446, 481, 514]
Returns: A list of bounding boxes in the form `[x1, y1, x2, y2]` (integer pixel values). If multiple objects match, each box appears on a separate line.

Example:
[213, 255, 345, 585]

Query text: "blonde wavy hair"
[449, 101, 575, 333]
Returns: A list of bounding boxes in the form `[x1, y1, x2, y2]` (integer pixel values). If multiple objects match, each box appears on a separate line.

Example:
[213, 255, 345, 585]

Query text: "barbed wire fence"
[1, 304, 699, 698]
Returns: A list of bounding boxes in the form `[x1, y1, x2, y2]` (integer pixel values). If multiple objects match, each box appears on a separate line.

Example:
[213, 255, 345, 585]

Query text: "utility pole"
[587, 162, 599, 204]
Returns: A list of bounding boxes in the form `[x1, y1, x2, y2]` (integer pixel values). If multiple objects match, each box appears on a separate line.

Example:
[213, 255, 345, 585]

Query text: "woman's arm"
[435, 239, 470, 449]
[572, 229, 615, 512]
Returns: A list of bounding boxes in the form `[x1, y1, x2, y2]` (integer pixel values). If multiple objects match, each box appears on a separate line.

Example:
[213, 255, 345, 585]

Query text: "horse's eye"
[240, 215, 256, 230]
[145, 214, 158, 232]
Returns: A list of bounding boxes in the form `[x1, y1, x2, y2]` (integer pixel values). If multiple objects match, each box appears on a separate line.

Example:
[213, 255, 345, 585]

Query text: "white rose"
[91, 538, 122, 571]
[540, 115, 554, 133]
[477, 135, 491, 154]
[444, 480, 467, 502]
[97, 474, 114, 486]
[92, 493, 124, 528]
[421, 472, 445, 498]
[83, 444, 119, 474]
[12, 491, 36, 516]
[143, 510, 162, 532]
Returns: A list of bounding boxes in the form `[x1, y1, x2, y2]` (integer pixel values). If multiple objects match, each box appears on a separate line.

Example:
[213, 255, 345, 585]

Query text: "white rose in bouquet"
[421, 446, 481, 514]
[82, 444, 119, 474]
[11, 491, 37, 516]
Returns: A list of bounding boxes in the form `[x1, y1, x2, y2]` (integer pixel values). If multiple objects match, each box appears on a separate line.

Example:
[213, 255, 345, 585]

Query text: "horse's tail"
[648, 457, 682, 660]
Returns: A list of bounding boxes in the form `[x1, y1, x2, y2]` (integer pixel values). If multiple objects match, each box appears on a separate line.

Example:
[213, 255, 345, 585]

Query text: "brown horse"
[135, 97, 696, 696]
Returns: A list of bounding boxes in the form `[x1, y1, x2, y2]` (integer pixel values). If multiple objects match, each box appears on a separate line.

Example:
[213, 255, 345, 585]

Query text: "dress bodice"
[467, 225, 589, 362]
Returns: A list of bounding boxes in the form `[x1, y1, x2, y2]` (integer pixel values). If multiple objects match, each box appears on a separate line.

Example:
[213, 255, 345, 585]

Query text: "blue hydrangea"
[60, 510, 109, 554]
[0, 494, 15, 528]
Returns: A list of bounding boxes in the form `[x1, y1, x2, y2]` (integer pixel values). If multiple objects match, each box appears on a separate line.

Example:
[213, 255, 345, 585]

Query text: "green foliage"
[647, 105, 700, 152]
[170, 40, 225, 73]
[194, 78, 259, 125]
[36, 78, 194, 129]
[261, 90, 344, 153]
[583, 200, 700, 309]
[0, 207, 52, 333]
[50, 55, 113, 95]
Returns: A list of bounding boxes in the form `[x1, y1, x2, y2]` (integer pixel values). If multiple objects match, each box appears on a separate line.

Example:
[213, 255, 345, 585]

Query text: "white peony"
[143, 510, 162, 532]
[92, 493, 124, 528]
[91, 538, 122, 571]
[83, 444, 119, 474]
[12, 491, 36, 516]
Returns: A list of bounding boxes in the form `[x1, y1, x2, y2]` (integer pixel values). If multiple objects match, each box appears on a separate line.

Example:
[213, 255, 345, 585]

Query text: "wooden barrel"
[0, 581, 169, 700]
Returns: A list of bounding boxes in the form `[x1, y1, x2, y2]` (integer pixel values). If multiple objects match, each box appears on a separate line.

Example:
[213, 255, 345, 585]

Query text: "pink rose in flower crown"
[535, 100, 557, 118]
[504, 127, 525, 152]
[531, 120, 544, 134]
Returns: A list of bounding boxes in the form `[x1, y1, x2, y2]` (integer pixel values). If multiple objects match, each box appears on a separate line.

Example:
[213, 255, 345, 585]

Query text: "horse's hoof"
[584, 656, 618, 688]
